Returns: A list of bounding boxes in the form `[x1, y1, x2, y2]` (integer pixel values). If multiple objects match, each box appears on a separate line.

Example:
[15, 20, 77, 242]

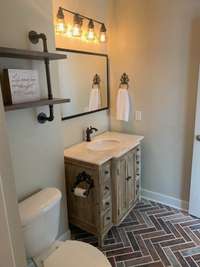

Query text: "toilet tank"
[18, 188, 62, 258]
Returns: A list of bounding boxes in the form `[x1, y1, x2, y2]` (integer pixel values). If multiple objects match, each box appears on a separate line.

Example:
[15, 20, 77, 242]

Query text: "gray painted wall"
[0, 88, 26, 267]
[110, 0, 200, 202]
[0, 0, 111, 240]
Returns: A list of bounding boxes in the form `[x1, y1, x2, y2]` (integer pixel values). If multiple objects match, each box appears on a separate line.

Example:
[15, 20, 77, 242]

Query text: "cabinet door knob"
[104, 170, 109, 175]
[126, 176, 132, 181]
[106, 216, 111, 220]
[105, 186, 110, 191]
[105, 202, 110, 206]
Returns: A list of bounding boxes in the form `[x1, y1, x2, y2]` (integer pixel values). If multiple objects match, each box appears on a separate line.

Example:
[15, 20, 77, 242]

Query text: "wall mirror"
[57, 48, 109, 120]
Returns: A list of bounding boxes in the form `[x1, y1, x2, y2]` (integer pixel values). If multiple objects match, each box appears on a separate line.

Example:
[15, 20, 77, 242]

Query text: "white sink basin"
[87, 138, 120, 151]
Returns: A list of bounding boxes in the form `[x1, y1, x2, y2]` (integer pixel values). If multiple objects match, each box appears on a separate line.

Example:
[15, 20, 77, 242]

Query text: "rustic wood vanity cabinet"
[64, 132, 143, 246]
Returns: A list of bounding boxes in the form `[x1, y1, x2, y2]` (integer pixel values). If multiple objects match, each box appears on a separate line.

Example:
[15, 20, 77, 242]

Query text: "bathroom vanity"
[64, 132, 144, 246]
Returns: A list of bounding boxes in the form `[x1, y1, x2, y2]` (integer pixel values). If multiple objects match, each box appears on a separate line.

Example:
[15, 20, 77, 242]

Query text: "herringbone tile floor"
[71, 199, 200, 267]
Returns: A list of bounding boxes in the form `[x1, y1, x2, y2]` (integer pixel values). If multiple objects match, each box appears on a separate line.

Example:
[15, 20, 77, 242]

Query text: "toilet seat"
[43, 240, 111, 267]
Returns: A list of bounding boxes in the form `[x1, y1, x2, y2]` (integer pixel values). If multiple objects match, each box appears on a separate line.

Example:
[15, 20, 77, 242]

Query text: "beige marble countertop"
[64, 131, 144, 166]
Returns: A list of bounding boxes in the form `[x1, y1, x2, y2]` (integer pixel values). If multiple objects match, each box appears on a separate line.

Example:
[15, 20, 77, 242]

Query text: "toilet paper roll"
[74, 187, 87, 198]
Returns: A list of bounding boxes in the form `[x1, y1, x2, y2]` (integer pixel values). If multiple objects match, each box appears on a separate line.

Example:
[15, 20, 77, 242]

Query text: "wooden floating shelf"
[5, 98, 71, 111]
[0, 47, 67, 61]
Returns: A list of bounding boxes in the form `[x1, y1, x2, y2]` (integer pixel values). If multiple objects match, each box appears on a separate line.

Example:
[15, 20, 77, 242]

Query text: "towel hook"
[120, 73, 129, 89]
[92, 74, 101, 88]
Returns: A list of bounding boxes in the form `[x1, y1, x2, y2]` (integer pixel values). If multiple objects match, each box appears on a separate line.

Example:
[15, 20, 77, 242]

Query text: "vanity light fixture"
[55, 6, 107, 43]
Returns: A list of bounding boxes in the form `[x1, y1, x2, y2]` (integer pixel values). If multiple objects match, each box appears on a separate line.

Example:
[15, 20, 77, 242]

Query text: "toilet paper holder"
[71, 171, 94, 197]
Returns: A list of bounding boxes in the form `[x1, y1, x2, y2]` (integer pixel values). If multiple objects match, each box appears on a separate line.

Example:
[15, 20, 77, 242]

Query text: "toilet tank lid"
[18, 188, 62, 227]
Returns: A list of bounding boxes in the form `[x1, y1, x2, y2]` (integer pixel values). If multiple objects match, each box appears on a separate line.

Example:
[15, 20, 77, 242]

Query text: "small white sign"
[8, 69, 40, 104]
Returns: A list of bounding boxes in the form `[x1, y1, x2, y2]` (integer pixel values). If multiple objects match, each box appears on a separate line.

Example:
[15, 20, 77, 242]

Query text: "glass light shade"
[87, 28, 95, 40]
[56, 18, 66, 34]
[99, 32, 106, 43]
[87, 19, 95, 40]
[72, 23, 82, 37]
[72, 14, 82, 37]
[99, 24, 107, 43]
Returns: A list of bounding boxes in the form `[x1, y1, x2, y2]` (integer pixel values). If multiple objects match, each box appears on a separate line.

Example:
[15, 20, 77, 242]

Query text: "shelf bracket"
[29, 31, 54, 123]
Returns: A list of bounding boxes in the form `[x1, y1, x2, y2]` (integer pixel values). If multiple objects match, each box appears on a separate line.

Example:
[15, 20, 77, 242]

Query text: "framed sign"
[2, 69, 41, 105]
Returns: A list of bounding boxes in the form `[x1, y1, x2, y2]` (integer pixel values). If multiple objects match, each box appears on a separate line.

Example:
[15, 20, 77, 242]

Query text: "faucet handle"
[92, 126, 98, 132]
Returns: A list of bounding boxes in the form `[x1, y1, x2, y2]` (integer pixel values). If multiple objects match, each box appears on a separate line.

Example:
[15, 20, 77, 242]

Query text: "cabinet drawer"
[101, 179, 111, 199]
[102, 196, 112, 212]
[102, 209, 112, 229]
[101, 162, 111, 183]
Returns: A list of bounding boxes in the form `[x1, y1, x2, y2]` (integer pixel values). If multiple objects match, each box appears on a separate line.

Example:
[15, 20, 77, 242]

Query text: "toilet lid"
[43, 240, 111, 267]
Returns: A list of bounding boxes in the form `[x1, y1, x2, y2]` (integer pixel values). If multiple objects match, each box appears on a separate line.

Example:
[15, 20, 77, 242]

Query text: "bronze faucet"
[86, 126, 98, 142]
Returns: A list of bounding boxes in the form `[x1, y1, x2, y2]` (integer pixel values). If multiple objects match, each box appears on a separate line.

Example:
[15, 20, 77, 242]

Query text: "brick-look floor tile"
[71, 199, 200, 267]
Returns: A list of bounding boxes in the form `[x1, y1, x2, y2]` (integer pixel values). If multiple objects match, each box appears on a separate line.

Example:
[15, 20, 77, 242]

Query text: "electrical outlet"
[135, 111, 142, 121]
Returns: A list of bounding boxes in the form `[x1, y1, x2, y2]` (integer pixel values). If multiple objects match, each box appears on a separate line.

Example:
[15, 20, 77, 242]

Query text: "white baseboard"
[57, 229, 71, 241]
[141, 188, 189, 211]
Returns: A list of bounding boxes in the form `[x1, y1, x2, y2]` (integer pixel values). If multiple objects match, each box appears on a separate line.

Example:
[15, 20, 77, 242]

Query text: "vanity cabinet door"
[126, 149, 136, 209]
[112, 147, 140, 225]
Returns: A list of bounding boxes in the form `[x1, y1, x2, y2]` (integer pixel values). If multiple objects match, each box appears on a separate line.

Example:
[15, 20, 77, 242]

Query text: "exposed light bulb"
[66, 25, 73, 38]
[87, 29, 95, 40]
[72, 24, 82, 37]
[99, 23, 107, 43]
[72, 14, 82, 37]
[87, 19, 95, 40]
[55, 7, 66, 34]
[99, 32, 106, 43]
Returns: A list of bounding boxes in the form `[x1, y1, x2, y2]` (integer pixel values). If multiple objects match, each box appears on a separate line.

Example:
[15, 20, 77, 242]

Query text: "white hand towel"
[116, 88, 130, 121]
[88, 87, 101, 111]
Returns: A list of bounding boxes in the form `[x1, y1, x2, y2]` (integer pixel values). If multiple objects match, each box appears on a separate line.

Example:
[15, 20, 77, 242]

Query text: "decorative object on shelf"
[0, 32, 70, 123]
[2, 69, 40, 105]
[55, 6, 107, 43]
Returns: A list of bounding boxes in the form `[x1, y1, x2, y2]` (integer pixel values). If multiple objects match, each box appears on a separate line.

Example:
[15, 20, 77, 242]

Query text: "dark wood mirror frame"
[56, 48, 110, 120]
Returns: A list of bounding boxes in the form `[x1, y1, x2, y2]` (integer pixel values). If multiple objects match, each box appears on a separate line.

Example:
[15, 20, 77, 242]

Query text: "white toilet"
[19, 187, 111, 267]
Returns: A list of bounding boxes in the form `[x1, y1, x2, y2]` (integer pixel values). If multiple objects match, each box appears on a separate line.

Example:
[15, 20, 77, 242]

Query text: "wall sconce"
[55, 6, 107, 43]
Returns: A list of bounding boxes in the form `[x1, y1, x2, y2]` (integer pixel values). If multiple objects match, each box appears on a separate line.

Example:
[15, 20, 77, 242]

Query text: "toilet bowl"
[18, 188, 111, 267]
